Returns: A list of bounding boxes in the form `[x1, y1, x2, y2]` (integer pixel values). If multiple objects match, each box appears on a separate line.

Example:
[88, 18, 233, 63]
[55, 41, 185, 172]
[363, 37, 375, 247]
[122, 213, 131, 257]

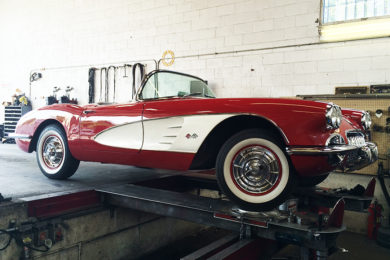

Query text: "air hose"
[377, 162, 390, 227]
[377, 162, 390, 248]
[0, 228, 49, 253]
[107, 66, 116, 102]
[378, 162, 390, 208]
[0, 229, 12, 251]
[132, 63, 145, 99]
[99, 68, 107, 103]
[88, 68, 96, 104]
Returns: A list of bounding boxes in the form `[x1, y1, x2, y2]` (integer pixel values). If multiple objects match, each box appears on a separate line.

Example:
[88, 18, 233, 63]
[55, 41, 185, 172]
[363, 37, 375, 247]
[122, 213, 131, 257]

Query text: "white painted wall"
[1, 0, 390, 118]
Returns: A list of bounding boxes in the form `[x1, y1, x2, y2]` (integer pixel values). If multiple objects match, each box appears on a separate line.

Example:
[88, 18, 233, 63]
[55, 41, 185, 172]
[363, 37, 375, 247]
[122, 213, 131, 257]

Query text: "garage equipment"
[93, 63, 145, 103]
[98, 180, 345, 259]
[59, 86, 77, 104]
[335, 86, 368, 95]
[88, 68, 96, 103]
[367, 200, 382, 239]
[376, 162, 390, 248]
[99, 68, 107, 103]
[376, 109, 384, 118]
[2, 105, 32, 143]
[122, 64, 131, 78]
[132, 63, 145, 99]
[46, 86, 61, 105]
[5, 174, 375, 259]
[107, 66, 117, 102]
[95, 175, 375, 259]
[97, 66, 117, 103]
[0, 193, 11, 203]
[0, 218, 65, 258]
[371, 84, 390, 94]
[29, 72, 42, 82]
[294, 178, 375, 212]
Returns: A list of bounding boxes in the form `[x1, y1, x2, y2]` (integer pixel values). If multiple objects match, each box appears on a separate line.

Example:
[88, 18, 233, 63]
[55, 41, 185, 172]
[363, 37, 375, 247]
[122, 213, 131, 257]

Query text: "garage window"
[320, 0, 390, 41]
[322, 0, 390, 24]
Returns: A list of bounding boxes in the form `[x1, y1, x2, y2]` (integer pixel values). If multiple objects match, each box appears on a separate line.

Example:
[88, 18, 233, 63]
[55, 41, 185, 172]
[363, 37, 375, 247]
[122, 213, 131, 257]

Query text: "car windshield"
[139, 71, 216, 100]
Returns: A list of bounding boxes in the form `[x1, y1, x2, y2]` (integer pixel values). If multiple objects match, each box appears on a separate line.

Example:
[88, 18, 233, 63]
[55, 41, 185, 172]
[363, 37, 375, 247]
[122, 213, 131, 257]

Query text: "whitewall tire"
[216, 129, 294, 211]
[36, 124, 79, 179]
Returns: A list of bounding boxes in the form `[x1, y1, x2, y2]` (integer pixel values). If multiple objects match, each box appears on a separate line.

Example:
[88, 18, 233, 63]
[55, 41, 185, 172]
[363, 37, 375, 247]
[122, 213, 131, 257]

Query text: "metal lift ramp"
[96, 175, 375, 259]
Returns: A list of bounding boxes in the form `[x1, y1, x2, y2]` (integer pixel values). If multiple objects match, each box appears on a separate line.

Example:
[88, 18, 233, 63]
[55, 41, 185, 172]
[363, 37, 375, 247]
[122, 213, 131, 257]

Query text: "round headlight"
[325, 104, 342, 129]
[361, 111, 372, 130]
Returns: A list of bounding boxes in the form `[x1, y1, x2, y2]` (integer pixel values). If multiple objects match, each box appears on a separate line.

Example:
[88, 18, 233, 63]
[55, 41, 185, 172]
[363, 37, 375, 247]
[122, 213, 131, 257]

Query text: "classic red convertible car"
[12, 70, 377, 210]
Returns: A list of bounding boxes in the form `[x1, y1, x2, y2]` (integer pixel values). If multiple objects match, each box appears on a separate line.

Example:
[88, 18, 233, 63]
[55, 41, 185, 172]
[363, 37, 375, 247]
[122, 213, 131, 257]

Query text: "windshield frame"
[136, 70, 214, 101]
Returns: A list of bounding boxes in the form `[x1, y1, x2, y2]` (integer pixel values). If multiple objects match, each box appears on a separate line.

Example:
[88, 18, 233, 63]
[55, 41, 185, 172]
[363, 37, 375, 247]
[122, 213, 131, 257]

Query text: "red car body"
[15, 98, 374, 175]
[12, 70, 377, 210]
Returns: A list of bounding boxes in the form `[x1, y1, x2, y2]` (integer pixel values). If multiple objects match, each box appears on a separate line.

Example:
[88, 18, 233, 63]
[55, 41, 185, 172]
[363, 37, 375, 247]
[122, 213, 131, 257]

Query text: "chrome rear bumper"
[287, 142, 378, 172]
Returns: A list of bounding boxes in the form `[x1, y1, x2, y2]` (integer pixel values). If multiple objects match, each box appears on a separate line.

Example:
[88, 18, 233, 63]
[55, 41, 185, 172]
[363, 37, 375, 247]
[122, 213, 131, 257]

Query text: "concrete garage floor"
[0, 143, 205, 259]
[0, 143, 167, 199]
[276, 231, 390, 260]
[1, 143, 390, 259]
[139, 229, 390, 260]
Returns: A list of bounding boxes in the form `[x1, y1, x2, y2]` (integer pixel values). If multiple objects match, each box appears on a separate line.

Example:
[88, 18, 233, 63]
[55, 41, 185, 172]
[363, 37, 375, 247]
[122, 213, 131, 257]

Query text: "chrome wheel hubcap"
[232, 146, 280, 194]
[42, 136, 64, 169]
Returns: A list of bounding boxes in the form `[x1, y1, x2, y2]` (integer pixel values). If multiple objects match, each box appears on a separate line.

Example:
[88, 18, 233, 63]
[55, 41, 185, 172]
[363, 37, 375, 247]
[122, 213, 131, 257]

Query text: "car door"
[78, 102, 144, 164]
[138, 71, 230, 170]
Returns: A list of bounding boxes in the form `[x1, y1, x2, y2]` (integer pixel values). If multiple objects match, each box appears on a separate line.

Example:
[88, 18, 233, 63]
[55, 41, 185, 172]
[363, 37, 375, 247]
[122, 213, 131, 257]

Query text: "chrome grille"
[347, 131, 366, 147]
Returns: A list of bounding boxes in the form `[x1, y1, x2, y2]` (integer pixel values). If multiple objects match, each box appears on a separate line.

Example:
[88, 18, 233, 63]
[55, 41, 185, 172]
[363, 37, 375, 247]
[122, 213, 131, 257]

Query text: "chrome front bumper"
[7, 133, 32, 140]
[287, 142, 378, 172]
[343, 142, 378, 171]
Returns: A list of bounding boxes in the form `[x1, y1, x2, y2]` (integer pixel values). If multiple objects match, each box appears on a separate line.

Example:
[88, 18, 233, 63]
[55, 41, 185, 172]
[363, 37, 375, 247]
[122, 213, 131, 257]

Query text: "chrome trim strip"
[286, 145, 358, 155]
[345, 129, 364, 136]
[325, 133, 346, 146]
[345, 130, 366, 146]
[8, 133, 32, 140]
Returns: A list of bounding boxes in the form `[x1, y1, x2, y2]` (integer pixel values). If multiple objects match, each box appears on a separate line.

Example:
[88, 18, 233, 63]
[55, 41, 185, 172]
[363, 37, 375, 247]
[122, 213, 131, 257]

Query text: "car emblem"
[186, 133, 198, 139]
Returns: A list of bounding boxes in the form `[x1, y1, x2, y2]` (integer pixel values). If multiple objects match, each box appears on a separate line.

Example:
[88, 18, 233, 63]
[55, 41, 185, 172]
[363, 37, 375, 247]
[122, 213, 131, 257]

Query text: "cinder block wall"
[1, 0, 390, 108]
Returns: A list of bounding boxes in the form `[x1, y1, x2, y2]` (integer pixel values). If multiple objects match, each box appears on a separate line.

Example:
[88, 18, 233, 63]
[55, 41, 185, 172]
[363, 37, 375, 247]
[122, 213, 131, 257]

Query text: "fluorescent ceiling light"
[320, 17, 390, 42]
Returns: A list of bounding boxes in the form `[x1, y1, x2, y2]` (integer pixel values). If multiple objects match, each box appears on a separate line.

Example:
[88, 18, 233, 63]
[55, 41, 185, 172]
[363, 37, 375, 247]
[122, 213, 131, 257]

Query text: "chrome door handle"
[83, 110, 96, 114]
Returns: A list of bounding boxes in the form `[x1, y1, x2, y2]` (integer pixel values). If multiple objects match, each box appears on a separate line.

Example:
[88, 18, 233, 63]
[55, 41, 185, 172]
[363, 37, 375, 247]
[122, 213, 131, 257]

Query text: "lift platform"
[10, 173, 375, 259]
[93, 174, 376, 259]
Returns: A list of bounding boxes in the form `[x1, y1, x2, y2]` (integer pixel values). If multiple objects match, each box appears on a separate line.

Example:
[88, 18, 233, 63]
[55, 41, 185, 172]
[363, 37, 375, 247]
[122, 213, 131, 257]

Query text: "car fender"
[14, 104, 83, 157]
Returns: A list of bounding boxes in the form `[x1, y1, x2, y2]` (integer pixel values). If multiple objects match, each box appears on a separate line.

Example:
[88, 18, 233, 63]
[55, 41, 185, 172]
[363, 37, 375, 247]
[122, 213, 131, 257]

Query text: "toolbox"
[3, 105, 32, 141]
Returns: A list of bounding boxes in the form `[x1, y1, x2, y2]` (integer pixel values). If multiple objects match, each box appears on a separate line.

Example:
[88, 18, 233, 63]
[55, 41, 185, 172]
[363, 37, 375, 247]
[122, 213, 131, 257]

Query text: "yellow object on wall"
[161, 50, 175, 67]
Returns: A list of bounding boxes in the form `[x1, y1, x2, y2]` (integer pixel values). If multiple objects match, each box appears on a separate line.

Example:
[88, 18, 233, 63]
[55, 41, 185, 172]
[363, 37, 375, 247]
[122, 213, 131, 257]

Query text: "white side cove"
[94, 120, 143, 150]
[142, 114, 234, 153]
[94, 114, 235, 153]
